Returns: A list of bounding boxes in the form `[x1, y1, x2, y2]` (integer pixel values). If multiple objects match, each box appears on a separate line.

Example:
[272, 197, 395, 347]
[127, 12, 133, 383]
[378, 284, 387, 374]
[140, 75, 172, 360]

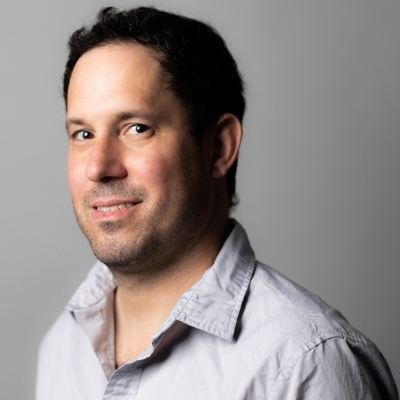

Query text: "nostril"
[99, 176, 115, 184]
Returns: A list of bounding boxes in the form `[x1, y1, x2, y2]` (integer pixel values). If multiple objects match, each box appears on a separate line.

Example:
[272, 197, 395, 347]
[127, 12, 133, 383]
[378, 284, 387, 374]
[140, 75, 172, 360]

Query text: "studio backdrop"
[0, 0, 398, 398]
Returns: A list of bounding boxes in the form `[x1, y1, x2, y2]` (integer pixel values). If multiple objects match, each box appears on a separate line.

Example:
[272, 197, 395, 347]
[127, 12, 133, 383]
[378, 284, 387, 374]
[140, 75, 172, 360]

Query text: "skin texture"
[67, 44, 212, 276]
[66, 43, 243, 365]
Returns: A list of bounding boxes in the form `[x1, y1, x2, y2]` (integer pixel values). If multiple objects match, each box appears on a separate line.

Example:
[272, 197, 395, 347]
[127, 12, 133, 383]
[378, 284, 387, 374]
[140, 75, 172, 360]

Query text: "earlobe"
[211, 114, 243, 179]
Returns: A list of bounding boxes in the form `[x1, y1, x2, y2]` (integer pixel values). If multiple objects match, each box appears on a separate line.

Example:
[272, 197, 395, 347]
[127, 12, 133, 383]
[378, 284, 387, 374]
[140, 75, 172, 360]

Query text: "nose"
[85, 136, 127, 182]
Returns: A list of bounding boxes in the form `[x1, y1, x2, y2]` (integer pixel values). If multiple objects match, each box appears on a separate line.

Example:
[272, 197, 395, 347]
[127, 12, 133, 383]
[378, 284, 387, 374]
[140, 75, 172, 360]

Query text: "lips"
[96, 202, 134, 213]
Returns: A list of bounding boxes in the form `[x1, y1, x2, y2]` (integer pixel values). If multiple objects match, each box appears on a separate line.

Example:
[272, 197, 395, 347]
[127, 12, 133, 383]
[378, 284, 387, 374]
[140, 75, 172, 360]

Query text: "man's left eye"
[128, 124, 151, 135]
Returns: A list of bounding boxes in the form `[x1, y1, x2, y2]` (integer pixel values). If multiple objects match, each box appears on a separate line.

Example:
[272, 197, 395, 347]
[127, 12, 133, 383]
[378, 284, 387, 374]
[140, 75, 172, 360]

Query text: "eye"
[74, 130, 93, 140]
[128, 124, 152, 135]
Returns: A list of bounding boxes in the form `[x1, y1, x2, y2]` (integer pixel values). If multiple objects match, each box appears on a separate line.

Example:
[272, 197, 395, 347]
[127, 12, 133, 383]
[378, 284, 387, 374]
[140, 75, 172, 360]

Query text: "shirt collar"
[65, 261, 116, 311]
[166, 221, 255, 341]
[66, 220, 256, 342]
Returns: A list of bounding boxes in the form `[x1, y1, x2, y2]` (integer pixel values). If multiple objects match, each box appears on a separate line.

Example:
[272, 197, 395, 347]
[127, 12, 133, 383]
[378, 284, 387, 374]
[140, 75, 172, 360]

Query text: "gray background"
[0, 0, 398, 398]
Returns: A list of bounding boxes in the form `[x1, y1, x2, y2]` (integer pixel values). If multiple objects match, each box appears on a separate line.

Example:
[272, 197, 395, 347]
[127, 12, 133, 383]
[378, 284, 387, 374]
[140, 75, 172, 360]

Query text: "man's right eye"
[74, 130, 93, 140]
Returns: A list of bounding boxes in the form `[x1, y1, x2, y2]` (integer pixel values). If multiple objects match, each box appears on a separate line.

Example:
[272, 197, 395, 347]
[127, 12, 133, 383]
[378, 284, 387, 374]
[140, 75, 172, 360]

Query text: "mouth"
[95, 202, 134, 213]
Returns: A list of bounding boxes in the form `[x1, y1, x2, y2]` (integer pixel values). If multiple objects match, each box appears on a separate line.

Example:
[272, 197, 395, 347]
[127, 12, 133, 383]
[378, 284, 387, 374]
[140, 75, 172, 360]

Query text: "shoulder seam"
[267, 334, 380, 400]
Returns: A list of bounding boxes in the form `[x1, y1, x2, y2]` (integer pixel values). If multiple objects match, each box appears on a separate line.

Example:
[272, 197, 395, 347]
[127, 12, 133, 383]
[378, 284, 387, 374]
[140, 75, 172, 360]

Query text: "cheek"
[128, 150, 184, 195]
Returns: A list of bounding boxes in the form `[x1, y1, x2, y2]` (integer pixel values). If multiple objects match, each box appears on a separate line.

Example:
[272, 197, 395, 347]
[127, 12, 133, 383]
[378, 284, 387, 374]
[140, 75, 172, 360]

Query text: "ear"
[211, 113, 243, 179]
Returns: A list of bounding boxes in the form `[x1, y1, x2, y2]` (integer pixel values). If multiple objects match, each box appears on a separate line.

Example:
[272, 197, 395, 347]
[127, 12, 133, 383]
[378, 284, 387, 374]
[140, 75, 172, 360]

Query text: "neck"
[113, 208, 231, 366]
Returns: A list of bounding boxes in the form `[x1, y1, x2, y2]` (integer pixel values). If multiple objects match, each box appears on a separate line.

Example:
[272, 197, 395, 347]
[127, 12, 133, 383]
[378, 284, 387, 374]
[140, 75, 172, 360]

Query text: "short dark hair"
[63, 6, 245, 208]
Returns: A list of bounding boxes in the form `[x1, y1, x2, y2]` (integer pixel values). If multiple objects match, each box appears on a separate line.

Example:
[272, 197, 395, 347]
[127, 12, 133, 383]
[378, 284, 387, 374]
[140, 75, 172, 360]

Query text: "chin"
[88, 228, 166, 276]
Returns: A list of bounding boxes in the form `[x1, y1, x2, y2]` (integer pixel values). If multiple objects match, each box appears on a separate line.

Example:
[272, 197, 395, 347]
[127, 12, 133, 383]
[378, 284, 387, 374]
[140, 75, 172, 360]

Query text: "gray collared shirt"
[37, 221, 398, 399]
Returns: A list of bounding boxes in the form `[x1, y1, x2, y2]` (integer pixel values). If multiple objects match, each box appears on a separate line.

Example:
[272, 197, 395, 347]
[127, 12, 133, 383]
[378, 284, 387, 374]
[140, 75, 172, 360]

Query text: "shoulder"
[241, 262, 399, 399]
[272, 334, 398, 399]
[37, 310, 105, 400]
[39, 310, 84, 353]
[249, 261, 361, 337]
[37, 310, 88, 376]
[36, 311, 76, 399]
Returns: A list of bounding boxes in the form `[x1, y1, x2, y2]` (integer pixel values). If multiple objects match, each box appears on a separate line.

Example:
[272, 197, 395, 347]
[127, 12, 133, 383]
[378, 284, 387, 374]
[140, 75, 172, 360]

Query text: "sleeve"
[273, 337, 399, 400]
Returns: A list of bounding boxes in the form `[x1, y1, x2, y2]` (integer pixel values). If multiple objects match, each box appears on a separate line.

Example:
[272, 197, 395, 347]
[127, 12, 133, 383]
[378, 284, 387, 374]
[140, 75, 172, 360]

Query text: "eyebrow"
[65, 110, 169, 133]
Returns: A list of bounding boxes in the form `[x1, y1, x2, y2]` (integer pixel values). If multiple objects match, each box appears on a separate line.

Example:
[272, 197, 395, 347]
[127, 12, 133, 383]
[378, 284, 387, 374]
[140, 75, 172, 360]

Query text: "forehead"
[67, 44, 169, 115]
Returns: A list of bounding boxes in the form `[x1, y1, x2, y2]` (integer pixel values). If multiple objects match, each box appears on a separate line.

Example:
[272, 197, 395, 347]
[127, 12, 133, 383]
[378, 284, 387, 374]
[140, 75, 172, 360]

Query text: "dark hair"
[63, 6, 245, 208]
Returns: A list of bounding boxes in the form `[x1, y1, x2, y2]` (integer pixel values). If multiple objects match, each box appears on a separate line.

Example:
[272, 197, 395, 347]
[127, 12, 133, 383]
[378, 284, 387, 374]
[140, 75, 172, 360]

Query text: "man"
[37, 6, 398, 400]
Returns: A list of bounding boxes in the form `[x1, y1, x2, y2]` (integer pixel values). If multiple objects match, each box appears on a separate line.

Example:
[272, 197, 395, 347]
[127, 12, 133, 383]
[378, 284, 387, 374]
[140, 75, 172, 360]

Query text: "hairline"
[64, 39, 207, 139]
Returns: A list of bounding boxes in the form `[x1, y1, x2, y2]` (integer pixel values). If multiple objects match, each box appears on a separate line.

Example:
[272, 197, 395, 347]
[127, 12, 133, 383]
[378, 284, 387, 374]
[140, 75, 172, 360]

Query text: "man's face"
[67, 44, 213, 275]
